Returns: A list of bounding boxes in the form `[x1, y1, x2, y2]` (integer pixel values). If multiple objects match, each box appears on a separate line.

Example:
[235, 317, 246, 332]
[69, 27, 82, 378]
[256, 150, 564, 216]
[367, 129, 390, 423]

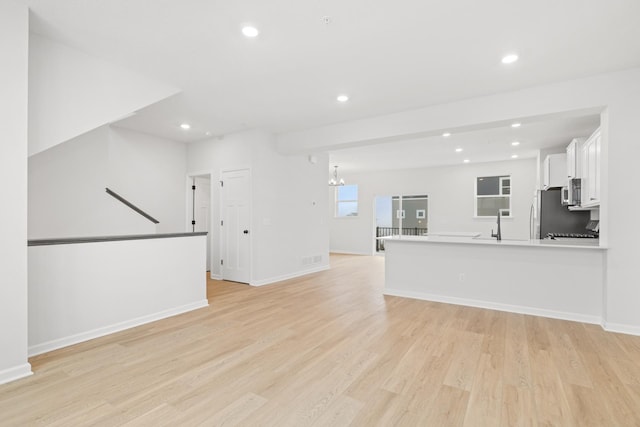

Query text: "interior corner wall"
[28, 126, 187, 239]
[107, 127, 187, 233]
[27, 33, 179, 157]
[250, 135, 330, 284]
[186, 130, 330, 284]
[28, 126, 153, 239]
[0, 0, 31, 384]
[329, 158, 536, 255]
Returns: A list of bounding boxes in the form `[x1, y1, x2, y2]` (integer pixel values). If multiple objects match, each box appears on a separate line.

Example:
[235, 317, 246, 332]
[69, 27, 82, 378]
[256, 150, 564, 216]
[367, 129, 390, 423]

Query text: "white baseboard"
[384, 288, 601, 325]
[329, 250, 369, 255]
[209, 273, 222, 280]
[602, 322, 640, 336]
[251, 265, 330, 287]
[28, 299, 209, 357]
[0, 363, 33, 385]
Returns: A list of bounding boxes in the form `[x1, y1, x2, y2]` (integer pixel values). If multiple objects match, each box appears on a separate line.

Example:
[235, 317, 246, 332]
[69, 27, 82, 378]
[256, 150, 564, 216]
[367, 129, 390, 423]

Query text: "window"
[475, 175, 512, 217]
[335, 185, 358, 217]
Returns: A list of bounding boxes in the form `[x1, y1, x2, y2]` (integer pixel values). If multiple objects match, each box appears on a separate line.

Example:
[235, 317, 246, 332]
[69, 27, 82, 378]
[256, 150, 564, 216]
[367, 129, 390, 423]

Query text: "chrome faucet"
[491, 210, 502, 241]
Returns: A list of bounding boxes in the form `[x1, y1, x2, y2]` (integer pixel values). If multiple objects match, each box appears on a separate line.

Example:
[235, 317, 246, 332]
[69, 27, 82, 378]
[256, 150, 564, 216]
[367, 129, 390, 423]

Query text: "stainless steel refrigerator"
[530, 188, 591, 239]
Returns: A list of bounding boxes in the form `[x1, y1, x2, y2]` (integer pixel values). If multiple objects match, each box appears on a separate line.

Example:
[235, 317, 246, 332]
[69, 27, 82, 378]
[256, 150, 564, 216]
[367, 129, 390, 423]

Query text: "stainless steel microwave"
[562, 178, 582, 206]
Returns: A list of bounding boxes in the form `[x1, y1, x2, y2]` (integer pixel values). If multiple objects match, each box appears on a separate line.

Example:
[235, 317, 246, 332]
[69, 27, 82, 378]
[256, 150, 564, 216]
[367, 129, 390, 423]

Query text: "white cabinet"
[566, 138, 585, 179]
[581, 128, 601, 206]
[543, 153, 567, 190]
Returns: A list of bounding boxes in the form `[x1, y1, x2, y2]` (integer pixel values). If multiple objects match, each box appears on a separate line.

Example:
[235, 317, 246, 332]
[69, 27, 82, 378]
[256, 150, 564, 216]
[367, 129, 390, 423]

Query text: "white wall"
[108, 126, 187, 233]
[28, 34, 179, 156]
[28, 127, 152, 238]
[186, 130, 330, 284]
[330, 159, 536, 254]
[251, 135, 330, 284]
[385, 240, 604, 324]
[279, 67, 640, 335]
[0, 0, 31, 384]
[29, 126, 187, 239]
[28, 235, 208, 356]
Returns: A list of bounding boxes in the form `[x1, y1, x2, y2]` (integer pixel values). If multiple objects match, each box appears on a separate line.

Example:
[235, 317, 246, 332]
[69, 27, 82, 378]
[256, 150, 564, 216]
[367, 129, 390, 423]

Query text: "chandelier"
[328, 165, 345, 186]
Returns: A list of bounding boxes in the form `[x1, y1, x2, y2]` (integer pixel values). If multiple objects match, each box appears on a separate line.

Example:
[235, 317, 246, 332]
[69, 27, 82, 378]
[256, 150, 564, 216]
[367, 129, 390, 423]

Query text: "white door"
[194, 177, 211, 271]
[220, 169, 251, 283]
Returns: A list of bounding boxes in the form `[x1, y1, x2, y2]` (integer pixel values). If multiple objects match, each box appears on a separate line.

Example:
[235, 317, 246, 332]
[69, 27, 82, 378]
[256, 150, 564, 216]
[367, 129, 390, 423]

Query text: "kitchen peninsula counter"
[383, 234, 606, 325]
[381, 234, 605, 249]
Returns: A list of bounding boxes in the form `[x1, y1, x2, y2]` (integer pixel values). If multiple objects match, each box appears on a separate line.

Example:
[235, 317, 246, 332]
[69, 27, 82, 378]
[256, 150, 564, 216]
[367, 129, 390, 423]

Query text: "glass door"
[375, 194, 428, 252]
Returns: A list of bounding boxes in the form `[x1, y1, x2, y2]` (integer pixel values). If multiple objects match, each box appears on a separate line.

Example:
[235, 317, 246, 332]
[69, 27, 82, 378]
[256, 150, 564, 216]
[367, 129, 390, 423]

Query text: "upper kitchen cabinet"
[566, 138, 585, 179]
[581, 128, 601, 206]
[543, 153, 567, 190]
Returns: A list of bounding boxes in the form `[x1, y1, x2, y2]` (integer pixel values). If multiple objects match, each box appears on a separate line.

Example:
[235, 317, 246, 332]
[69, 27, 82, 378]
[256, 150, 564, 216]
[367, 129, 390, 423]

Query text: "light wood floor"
[2, 254, 640, 426]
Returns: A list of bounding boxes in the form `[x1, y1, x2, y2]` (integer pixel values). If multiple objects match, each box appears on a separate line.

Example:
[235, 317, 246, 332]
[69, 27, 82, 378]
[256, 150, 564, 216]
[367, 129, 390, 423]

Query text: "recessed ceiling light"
[511, 122, 521, 128]
[180, 123, 191, 130]
[242, 26, 259, 38]
[463, 159, 470, 163]
[455, 148, 463, 152]
[205, 131, 212, 136]
[336, 94, 349, 103]
[502, 54, 519, 64]
[511, 141, 520, 146]
[442, 132, 451, 137]
[511, 154, 519, 159]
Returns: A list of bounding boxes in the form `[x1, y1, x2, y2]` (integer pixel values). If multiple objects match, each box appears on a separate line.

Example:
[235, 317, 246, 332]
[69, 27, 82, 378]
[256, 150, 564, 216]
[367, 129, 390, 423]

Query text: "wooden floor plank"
[500, 384, 538, 427]
[1, 254, 640, 426]
[463, 353, 503, 427]
[528, 349, 575, 426]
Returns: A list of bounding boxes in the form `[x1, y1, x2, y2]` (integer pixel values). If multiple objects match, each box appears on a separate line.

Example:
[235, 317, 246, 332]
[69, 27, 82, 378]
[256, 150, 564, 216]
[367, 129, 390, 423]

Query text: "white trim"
[209, 272, 223, 280]
[329, 249, 369, 255]
[250, 265, 330, 287]
[602, 322, 640, 337]
[28, 300, 209, 357]
[0, 363, 33, 385]
[383, 288, 601, 325]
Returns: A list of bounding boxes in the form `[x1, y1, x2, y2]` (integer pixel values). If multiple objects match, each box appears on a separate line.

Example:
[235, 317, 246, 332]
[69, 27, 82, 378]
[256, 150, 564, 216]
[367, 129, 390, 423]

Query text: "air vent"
[302, 255, 323, 266]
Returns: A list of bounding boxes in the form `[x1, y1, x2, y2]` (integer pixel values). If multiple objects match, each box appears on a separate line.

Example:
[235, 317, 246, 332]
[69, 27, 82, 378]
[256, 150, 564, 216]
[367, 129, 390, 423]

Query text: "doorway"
[375, 194, 429, 252]
[220, 169, 251, 284]
[189, 174, 212, 271]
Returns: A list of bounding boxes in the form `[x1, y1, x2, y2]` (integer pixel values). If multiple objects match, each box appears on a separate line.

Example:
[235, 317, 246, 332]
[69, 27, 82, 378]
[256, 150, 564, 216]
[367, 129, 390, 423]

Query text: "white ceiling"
[23, 0, 640, 144]
[329, 113, 600, 172]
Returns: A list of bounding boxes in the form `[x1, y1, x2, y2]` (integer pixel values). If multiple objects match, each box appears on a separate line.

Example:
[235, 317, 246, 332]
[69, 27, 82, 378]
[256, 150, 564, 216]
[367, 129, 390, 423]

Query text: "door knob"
[243, 230, 249, 234]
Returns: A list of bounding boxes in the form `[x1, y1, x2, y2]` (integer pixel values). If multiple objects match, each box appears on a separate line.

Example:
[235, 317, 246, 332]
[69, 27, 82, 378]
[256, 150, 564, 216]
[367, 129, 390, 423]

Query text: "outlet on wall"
[459, 273, 465, 282]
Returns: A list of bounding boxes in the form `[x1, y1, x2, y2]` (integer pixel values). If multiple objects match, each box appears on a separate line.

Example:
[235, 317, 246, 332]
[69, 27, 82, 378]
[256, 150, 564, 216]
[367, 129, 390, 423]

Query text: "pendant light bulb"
[328, 165, 345, 186]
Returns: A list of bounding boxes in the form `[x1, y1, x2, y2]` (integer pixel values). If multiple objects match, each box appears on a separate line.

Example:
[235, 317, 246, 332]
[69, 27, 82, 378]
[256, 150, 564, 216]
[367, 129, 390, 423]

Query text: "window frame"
[474, 175, 513, 218]
[334, 184, 359, 218]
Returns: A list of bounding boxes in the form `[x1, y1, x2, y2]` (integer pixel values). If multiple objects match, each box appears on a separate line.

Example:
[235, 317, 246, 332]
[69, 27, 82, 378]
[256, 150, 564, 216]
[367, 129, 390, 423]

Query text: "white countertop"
[381, 234, 605, 249]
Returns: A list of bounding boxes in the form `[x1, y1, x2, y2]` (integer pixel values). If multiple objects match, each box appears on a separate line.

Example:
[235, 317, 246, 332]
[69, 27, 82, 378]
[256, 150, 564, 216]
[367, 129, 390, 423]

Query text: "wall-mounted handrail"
[105, 188, 159, 224]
